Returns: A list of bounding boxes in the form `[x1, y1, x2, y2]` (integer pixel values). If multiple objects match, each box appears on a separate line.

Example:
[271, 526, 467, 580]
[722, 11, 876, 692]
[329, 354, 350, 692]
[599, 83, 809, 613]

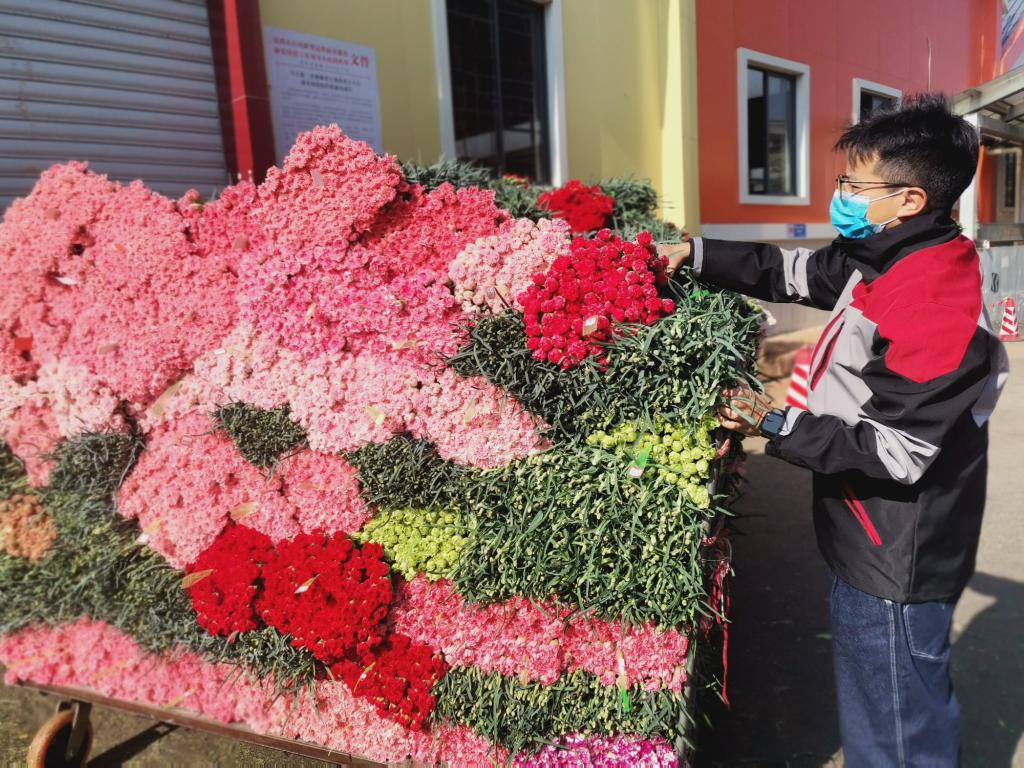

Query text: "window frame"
[851, 78, 901, 124]
[737, 48, 811, 206]
[994, 146, 1023, 224]
[431, 0, 568, 185]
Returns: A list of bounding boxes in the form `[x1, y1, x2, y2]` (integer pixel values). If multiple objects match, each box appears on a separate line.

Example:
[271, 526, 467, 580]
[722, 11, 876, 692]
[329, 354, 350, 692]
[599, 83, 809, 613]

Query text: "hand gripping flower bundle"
[0, 126, 761, 766]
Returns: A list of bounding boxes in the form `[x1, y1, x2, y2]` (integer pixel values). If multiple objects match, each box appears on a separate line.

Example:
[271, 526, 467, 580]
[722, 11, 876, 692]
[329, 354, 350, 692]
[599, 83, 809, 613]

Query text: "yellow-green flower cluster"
[586, 416, 719, 508]
[356, 507, 470, 581]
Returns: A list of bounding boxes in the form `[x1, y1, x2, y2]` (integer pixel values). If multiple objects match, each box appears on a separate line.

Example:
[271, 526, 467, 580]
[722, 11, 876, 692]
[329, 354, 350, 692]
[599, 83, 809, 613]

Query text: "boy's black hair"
[835, 93, 979, 212]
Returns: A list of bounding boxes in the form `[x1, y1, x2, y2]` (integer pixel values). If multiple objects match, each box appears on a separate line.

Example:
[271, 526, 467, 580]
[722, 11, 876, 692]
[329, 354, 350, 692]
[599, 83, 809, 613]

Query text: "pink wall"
[696, 0, 999, 227]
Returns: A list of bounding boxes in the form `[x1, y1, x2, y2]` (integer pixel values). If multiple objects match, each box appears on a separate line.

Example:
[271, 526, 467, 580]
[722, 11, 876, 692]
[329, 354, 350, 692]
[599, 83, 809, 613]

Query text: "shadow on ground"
[953, 571, 1024, 768]
[695, 445, 839, 768]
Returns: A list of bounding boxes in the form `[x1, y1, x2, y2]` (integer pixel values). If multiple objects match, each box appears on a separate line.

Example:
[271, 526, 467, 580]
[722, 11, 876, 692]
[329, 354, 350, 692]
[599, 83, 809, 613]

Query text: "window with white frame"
[738, 49, 810, 205]
[852, 79, 901, 123]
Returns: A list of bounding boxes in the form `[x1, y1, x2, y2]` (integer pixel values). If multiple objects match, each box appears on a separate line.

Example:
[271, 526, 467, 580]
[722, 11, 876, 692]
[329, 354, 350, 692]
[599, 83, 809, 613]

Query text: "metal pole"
[960, 111, 981, 241]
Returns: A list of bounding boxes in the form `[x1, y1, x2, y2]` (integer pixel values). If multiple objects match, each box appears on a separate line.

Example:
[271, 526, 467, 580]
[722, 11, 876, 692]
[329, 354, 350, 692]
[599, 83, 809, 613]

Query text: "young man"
[663, 94, 1009, 766]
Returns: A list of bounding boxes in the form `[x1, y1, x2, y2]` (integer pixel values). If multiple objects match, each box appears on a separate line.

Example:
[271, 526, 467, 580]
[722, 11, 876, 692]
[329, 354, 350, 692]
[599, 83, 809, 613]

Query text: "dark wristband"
[759, 408, 787, 439]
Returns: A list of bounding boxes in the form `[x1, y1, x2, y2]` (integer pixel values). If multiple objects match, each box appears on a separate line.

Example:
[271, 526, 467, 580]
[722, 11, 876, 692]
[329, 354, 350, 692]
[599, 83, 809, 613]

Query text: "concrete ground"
[1, 344, 1021, 767]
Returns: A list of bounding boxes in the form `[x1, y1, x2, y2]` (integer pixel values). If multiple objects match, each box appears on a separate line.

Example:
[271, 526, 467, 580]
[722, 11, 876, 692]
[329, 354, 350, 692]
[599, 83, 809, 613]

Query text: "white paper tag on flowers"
[294, 575, 318, 594]
[366, 406, 386, 426]
[582, 316, 600, 336]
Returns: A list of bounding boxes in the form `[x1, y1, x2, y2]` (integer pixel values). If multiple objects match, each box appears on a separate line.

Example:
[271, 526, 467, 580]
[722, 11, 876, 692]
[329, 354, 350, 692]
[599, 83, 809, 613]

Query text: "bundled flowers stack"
[538, 179, 615, 233]
[0, 125, 762, 766]
[519, 230, 675, 368]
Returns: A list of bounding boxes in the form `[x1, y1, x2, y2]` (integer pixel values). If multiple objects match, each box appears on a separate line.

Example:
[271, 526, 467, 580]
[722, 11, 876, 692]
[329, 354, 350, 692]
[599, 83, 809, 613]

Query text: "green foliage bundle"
[448, 272, 763, 442]
[215, 403, 307, 470]
[433, 667, 687, 755]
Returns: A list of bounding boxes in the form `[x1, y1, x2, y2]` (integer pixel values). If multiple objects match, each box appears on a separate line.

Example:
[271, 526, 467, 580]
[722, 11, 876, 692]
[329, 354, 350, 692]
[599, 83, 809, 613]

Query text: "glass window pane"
[860, 91, 896, 121]
[446, 0, 549, 182]
[747, 66, 797, 197]
[766, 72, 796, 196]
[747, 69, 766, 194]
[1004, 153, 1017, 209]
[447, 0, 498, 171]
[498, 0, 549, 180]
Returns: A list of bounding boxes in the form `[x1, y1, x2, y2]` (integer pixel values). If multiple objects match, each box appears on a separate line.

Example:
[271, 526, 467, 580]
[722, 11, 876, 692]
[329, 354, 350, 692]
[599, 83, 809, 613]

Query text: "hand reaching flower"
[717, 386, 774, 436]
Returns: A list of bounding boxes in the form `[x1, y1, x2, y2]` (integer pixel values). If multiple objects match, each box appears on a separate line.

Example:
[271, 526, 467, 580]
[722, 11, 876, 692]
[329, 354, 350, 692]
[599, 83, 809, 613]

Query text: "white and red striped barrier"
[999, 297, 1020, 342]
[785, 345, 813, 411]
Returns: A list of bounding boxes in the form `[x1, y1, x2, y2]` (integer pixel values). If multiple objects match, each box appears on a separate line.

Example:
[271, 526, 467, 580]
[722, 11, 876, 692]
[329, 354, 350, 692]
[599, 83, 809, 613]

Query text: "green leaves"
[433, 666, 688, 756]
[215, 403, 307, 470]
[0, 442, 26, 500]
[448, 275, 762, 445]
[347, 434, 465, 510]
[452, 443, 720, 628]
[47, 432, 144, 497]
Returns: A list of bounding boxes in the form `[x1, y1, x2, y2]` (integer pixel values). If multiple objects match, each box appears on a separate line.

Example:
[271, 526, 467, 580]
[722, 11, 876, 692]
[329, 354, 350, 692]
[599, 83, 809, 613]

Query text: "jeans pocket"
[902, 600, 954, 661]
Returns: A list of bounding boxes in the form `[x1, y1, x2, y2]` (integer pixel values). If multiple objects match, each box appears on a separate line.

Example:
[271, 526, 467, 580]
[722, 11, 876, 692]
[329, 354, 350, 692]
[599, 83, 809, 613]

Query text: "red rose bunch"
[537, 180, 615, 233]
[184, 524, 274, 637]
[517, 229, 675, 369]
[333, 632, 448, 731]
[255, 532, 393, 664]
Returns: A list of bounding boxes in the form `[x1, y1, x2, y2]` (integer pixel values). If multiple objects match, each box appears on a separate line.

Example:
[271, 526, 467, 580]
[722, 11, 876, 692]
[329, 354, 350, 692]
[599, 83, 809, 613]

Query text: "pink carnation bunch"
[257, 124, 403, 249]
[0, 360, 128, 485]
[194, 325, 547, 465]
[356, 181, 509, 274]
[450, 217, 572, 314]
[0, 619, 502, 766]
[117, 411, 369, 568]
[514, 734, 679, 767]
[391, 579, 690, 691]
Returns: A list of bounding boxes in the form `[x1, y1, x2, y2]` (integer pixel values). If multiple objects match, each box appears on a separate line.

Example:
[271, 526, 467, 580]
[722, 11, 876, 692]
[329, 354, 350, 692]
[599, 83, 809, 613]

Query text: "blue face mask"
[829, 188, 906, 239]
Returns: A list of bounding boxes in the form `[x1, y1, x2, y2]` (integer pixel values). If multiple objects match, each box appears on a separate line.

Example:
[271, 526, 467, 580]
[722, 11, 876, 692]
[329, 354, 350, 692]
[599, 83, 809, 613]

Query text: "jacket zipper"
[809, 315, 844, 391]
[842, 484, 883, 546]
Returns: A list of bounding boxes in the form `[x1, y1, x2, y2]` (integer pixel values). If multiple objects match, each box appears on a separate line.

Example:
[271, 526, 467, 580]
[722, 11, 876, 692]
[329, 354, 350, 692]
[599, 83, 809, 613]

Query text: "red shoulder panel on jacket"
[849, 236, 981, 383]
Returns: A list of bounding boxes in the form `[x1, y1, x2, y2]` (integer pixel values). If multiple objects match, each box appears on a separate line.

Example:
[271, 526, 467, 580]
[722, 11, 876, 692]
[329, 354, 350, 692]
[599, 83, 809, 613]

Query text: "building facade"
[694, 0, 999, 245]
[0, 0, 1009, 255]
[0, 0, 704, 229]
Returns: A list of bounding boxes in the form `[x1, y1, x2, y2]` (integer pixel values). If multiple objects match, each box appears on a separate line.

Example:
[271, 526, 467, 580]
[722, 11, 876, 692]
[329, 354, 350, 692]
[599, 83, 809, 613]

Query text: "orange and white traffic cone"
[785, 345, 813, 411]
[1000, 297, 1020, 342]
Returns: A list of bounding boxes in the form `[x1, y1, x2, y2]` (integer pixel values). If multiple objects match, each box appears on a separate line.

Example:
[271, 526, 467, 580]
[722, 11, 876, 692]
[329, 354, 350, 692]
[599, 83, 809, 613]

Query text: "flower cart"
[0, 128, 757, 767]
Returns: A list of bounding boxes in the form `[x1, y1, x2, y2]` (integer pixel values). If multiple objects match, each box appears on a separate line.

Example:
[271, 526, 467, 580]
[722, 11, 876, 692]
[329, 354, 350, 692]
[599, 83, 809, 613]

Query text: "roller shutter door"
[0, 0, 228, 208]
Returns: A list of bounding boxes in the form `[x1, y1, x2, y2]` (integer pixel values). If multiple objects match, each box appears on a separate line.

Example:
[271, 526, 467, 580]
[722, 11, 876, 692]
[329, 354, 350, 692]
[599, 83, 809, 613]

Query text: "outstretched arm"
[661, 238, 855, 311]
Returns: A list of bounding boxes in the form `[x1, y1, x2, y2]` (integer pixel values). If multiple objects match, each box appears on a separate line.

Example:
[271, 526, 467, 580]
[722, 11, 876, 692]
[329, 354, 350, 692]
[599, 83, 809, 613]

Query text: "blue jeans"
[830, 573, 961, 767]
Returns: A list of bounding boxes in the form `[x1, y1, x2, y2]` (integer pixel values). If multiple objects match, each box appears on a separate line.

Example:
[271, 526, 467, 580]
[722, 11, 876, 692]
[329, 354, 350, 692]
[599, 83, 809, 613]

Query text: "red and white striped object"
[999, 297, 1020, 342]
[785, 345, 813, 411]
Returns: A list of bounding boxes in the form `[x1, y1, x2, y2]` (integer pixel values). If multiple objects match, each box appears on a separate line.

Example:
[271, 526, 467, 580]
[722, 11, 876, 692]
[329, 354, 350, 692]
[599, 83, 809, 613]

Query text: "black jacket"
[689, 211, 1009, 602]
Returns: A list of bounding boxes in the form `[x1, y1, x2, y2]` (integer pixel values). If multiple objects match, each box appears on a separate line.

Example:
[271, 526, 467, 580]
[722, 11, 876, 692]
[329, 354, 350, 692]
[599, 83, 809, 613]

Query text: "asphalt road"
[2, 345, 1021, 768]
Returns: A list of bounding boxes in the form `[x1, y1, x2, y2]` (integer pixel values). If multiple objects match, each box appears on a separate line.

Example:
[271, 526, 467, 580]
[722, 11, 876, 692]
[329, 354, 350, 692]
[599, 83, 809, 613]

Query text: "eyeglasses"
[835, 174, 911, 201]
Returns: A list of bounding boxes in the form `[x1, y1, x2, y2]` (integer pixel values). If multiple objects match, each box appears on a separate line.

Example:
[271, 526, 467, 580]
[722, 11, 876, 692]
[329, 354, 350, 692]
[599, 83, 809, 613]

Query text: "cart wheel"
[26, 708, 93, 768]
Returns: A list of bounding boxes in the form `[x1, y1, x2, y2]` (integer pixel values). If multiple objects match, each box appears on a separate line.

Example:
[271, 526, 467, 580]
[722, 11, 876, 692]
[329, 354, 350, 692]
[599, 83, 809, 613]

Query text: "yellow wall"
[257, 0, 442, 162]
[561, 0, 700, 229]
[256, 0, 700, 228]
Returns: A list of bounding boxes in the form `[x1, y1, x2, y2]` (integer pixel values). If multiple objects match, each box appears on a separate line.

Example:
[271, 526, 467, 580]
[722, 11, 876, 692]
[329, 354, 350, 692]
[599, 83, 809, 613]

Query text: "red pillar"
[208, 0, 276, 183]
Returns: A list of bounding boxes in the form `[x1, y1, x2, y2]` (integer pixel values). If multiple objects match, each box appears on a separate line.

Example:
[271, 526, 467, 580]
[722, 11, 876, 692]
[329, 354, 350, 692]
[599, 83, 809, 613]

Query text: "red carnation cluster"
[185, 527, 448, 731]
[334, 633, 447, 731]
[517, 229, 675, 369]
[538, 180, 615, 233]
[256, 532, 392, 664]
[184, 525, 274, 637]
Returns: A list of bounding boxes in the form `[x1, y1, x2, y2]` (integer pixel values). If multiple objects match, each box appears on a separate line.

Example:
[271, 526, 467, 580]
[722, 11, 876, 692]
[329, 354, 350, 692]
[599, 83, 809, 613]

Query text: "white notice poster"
[263, 27, 383, 158]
